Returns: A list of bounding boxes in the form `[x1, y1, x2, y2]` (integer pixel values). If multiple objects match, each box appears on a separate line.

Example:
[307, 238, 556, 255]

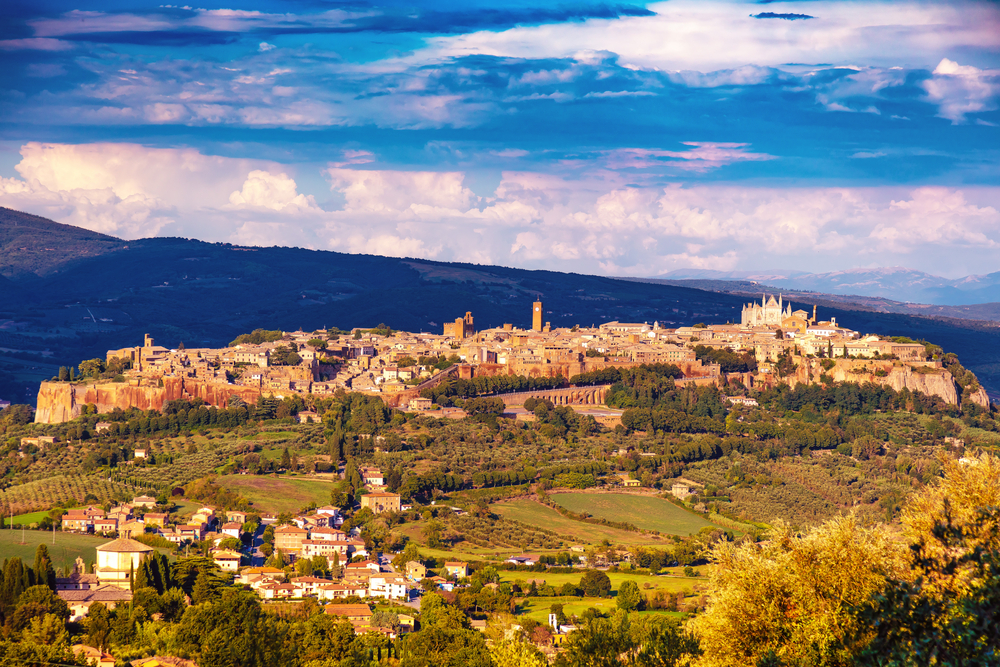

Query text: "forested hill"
[1, 208, 999, 403]
[0, 207, 124, 279]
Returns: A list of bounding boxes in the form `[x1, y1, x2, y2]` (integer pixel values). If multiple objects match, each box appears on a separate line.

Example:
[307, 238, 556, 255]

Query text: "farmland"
[215, 474, 337, 514]
[550, 493, 718, 536]
[515, 596, 689, 624]
[490, 499, 670, 547]
[0, 529, 109, 572]
[501, 569, 705, 595]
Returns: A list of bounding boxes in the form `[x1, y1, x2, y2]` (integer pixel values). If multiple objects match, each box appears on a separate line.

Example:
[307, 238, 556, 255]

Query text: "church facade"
[741, 294, 818, 333]
[741, 294, 793, 327]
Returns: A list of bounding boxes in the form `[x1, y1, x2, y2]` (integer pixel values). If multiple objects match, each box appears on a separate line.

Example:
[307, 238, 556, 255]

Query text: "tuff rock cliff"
[34, 378, 263, 424]
[786, 358, 965, 406]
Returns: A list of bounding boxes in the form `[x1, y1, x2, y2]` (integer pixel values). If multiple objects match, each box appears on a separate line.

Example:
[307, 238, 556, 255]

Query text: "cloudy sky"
[1, 0, 999, 278]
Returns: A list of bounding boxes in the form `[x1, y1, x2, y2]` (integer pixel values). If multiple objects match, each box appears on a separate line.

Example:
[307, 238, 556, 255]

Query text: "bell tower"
[532, 301, 543, 332]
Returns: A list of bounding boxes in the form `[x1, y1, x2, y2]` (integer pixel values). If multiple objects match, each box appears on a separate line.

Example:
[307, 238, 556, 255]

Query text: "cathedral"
[741, 294, 818, 331]
[741, 294, 792, 327]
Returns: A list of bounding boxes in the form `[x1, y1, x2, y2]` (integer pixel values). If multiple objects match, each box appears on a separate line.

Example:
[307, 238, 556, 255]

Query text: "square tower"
[532, 301, 543, 332]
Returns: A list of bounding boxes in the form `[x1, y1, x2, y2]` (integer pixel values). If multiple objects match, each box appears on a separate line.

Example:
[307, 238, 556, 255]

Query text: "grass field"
[551, 493, 716, 536]
[515, 596, 687, 623]
[10, 511, 49, 525]
[215, 475, 336, 514]
[500, 570, 704, 596]
[0, 529, 110, 572]
[491, 500, 669, 547]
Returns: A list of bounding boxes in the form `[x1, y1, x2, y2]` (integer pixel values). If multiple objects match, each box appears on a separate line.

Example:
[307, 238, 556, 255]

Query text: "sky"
[0, 0, 999, 279]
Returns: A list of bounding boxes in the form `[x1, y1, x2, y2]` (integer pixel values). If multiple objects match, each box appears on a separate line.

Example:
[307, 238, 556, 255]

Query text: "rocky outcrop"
[34, 378, 263, 424]
[966, 384, 991, 409]
[784, 357, 959, 405]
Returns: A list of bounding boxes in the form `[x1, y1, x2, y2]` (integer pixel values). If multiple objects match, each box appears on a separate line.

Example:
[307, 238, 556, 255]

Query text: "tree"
[488, 616, 548, 667]
[617, 579, 643, 612]
[580, 569, 612, 598]
[281, 448, 292, 469]
[33, 545, 55, 590]
[23, 612, 69, 646]
[85, 602, 112, 650]
[856, 452, 1000, 666]
[690, 514, 907, 667]
[559, 611, 700, 667]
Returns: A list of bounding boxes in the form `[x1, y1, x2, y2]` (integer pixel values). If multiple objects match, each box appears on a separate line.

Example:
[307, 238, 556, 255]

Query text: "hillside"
[0, 207, 124, 279]
[1, 208, 1000, 404]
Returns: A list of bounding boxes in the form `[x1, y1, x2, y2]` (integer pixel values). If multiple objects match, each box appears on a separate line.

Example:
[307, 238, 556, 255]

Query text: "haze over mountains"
[660, 268, 1000, 306]
[2, 206, 1000, 406]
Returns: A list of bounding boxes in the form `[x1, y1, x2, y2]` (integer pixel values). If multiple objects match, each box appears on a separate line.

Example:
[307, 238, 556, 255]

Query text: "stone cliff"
[34, 378, 263, 424]
[785, 358, 960, 406]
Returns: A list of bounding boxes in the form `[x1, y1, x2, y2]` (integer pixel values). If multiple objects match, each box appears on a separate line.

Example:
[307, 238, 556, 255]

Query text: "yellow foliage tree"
[486, 614, 548, 667]
[690, 514, 908, 667]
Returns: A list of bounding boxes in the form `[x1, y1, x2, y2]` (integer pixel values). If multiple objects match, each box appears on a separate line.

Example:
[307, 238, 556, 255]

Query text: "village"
[54, 463, 563, 653]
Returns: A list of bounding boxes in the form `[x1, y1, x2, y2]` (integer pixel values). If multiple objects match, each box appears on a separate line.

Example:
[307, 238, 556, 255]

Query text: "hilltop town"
[32, 296, 990, 425]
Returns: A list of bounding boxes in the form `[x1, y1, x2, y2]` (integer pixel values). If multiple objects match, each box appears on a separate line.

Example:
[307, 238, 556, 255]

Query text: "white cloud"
[3, 143, 1000, 278]
[227, 170, 318, 211]
[924, 58, 1000, 123]
[420, 0, 1000, 73]
[603, 143, 776, 173]
[324, 168, 477, 213]
[0, 38, 74, 51]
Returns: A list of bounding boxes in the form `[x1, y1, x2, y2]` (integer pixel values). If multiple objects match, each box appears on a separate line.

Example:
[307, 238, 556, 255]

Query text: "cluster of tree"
[416, 354, 461, 371]
[399, 470, 467, 502]
[471, 469, 534, 489]
[621, 408, 726, 435]
[538, 461, 607, 481]
[760, 381, 954, 418]
[355, 323, 395, 338]
[420, 375, 564, 406]
[608, 373, 726, 419]
[184, 475, 251, 511]
[56, 355, 131, 383]
[692, 451, 1000, 666]
[693, 346, 758, 373]
[323, 392, 399, 438]
[571, 363, 683, 389]
[522, 398, 600, 439]
[267, 344, 304, 367]
[229, 328, 284, 346]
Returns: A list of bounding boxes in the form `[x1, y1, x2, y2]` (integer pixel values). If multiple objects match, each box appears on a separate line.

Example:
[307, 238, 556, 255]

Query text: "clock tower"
[532, 301, 543, 332]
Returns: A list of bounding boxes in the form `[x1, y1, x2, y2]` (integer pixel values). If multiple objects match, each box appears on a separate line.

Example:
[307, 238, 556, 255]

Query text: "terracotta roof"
[325, 604, 372, 617]
[274, 524, 307, 533]
[96, 537, 154, 553]
[58, 585, 133, 602]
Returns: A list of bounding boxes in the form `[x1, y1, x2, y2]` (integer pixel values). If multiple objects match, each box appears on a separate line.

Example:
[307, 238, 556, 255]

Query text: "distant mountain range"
[2, 206, 1000, 405]
[658, 267, 1000, 306]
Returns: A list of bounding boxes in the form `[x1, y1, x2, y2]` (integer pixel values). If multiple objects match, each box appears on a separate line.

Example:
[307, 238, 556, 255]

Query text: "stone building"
[360, 492, 401, 514]
[95, 537, 153, 588]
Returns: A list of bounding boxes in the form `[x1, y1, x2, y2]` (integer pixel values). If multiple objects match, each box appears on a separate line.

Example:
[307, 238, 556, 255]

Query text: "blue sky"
[1, 0, 998, 278]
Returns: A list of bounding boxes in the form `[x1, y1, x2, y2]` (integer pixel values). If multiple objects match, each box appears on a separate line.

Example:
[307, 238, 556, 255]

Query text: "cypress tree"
[33, 544, 56, 590]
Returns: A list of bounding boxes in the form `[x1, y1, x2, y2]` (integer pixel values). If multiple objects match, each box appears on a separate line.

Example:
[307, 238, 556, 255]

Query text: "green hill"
[0, 207, 124, 279]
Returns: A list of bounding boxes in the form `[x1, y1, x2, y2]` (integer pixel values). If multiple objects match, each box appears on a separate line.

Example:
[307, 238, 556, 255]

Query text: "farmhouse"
[359, 492, 401, 514]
